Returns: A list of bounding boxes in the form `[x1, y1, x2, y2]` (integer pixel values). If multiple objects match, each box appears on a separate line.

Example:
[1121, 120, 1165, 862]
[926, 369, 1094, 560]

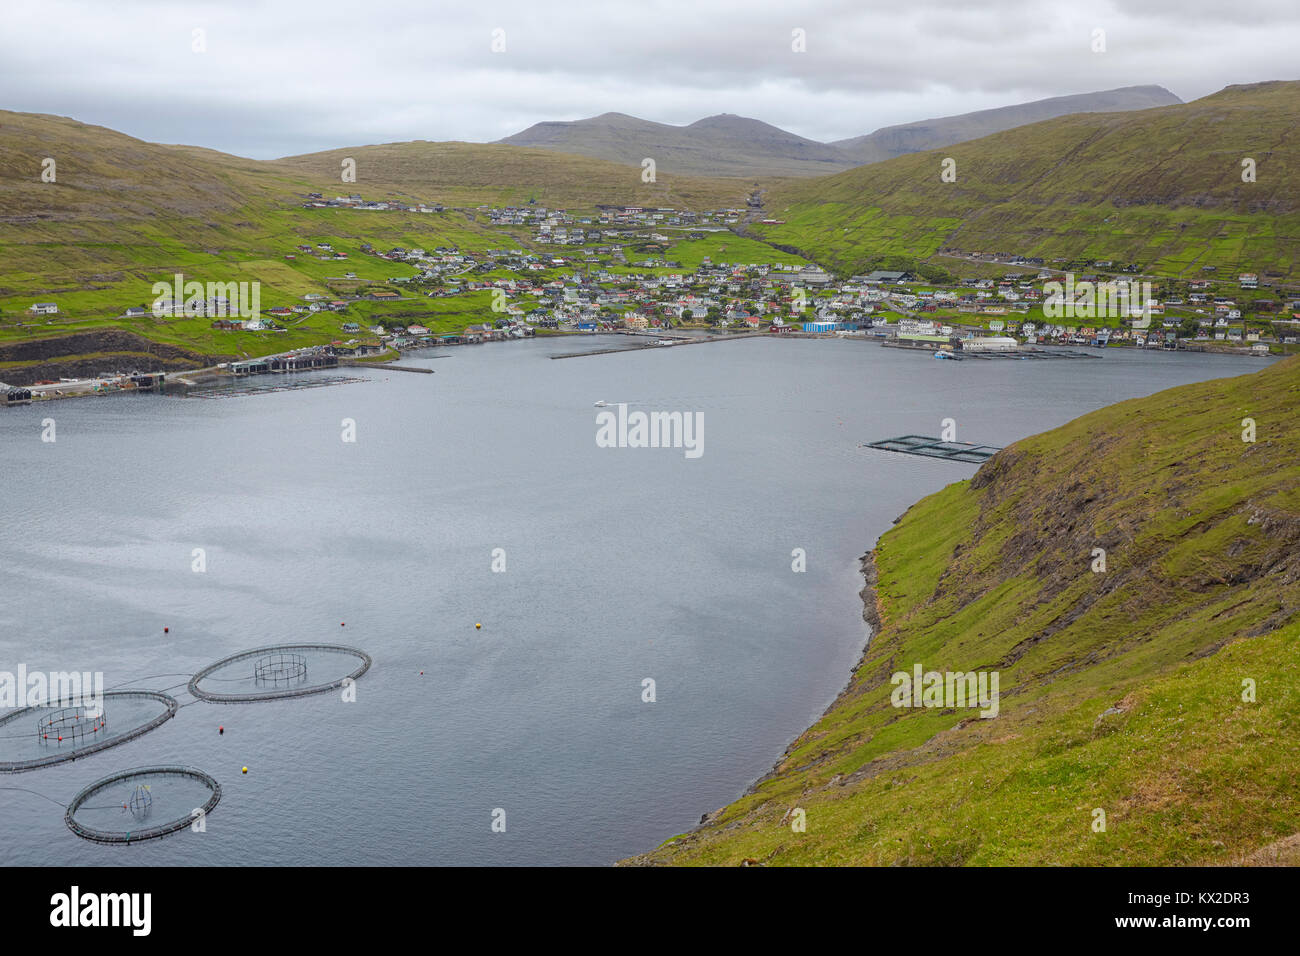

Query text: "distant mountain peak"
[498, 111, 852, 178]
[498, 86, 1190, 178]
[687, 113, 781, 132]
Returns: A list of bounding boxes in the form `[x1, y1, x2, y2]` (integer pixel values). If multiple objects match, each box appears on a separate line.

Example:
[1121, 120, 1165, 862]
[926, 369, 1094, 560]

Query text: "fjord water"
[0, 337, 1265, 865]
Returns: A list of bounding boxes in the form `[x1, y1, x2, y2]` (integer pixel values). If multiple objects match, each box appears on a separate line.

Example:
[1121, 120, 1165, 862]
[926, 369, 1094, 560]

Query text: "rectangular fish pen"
[864, 435, 1001, 463]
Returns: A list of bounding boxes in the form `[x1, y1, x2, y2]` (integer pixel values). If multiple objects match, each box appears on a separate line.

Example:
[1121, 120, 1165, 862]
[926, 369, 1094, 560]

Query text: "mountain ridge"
[499, 110, 849, 178]
[498, 85, 1183, 177]
[831, 84, 1181, 164]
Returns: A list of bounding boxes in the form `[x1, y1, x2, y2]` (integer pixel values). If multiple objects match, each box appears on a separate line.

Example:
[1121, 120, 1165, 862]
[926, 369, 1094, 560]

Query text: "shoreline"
[621, 355, 1300, 866]
[0, 331, 620, 405]
[676, 546, 887, 837]
[5, 329, 1275, 409]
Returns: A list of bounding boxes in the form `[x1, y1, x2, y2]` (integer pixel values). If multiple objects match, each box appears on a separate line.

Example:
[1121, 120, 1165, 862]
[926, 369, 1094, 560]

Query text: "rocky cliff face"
[0, 330, 216, 385]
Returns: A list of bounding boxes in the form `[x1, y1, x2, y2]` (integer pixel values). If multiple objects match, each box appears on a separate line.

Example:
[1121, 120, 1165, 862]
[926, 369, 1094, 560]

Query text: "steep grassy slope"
[628, 356, 1300, 866]
[0, 112, 280, 222]
[754, 81, 1300, 278]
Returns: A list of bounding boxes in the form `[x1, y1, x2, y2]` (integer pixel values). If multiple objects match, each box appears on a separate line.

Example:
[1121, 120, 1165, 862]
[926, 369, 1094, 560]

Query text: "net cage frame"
[36, 703, 108, 747]
[188, 643, 371, 703]
[0, 690, 178, 774]
[253, 651, 309, 687]
[65, 766, 221, 845]
[127, 783, 153, 820]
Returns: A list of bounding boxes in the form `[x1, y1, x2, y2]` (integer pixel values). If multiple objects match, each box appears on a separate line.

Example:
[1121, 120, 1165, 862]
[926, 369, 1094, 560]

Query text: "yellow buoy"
[475, 622, 482, 629]
[241, 767, 248, 774]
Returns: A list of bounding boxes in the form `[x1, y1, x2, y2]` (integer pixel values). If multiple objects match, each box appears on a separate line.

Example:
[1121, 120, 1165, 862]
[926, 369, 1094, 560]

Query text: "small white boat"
[934, 350, 957, 360]
[594, 400, 609, 407]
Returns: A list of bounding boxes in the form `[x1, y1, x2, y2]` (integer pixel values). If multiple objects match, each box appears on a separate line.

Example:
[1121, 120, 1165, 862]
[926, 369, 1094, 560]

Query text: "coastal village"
[272, 199, 1298, 351]
[4, 199, 1296, 404]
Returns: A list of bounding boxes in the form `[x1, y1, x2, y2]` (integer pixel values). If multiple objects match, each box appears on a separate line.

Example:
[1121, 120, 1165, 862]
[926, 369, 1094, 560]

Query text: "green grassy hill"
[627, 356, 1300, 866]
[752, 81, 1300, 279]
[268, 139, 751, 210]
[0, 110, 752, 378]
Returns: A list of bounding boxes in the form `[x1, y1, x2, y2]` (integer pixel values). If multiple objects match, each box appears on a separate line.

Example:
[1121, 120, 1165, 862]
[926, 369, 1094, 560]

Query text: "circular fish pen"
[0, 691, 177, 774]
[36, 704, 108, 747]
[189, 644, 371, 703]
[253, 651, 308, 688]
[65, 766, 220, 844]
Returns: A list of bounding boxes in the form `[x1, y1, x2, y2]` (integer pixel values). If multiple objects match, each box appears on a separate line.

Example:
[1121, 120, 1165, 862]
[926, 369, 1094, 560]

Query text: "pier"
[881, 340, 1101, 360]
[550, 332, 763, 360]
[865, 435, 1002, 463]
[185, 375, 368, 399]
[338, 359, 433, 374]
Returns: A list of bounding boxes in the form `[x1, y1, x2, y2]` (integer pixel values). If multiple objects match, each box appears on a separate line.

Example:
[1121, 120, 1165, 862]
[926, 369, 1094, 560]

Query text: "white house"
[29, 302, 58, 315]
[963, 336, 1019, 353]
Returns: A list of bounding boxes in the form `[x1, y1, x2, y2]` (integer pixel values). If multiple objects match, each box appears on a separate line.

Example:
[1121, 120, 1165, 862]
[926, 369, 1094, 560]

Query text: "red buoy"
[219, 726, 224, 735]
[164, 627, 169, 633]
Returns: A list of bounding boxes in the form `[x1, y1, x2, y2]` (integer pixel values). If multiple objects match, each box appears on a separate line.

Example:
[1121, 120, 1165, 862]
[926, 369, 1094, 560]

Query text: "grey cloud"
[2, 0, 1295, 158]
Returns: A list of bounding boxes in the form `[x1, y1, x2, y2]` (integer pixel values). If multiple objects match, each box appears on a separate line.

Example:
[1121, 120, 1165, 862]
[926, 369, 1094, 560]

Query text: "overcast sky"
[4, 0, 1297, 159]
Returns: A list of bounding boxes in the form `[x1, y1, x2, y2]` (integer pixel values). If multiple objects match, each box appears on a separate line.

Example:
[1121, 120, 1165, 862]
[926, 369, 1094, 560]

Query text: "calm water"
[0, 337, 1268, 865]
